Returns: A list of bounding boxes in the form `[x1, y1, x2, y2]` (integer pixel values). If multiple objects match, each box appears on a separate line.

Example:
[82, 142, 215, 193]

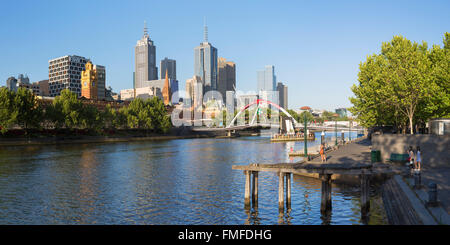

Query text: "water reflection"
[0, 133, 387, 225]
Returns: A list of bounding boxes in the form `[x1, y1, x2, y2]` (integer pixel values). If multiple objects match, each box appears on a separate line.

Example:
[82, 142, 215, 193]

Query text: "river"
[0, 132, 387, 224]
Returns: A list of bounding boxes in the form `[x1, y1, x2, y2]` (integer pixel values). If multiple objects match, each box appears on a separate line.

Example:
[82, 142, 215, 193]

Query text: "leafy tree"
[0, 88, 18, 133]
[350, 33, 450, 134]
[80, 104, 103, 130]
[14, 88, 42, 131]
[48, 89, 84, 128]
[299, 111, 314, 124]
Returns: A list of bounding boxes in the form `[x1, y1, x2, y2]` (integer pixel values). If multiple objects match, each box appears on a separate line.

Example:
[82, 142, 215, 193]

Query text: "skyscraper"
[257, 65, 276, 92]
[160, 57, 176, 80]
[194, 21, 218, 94]
[217, 57, 236, 104]
[276, 82, 288, 109]
[135, 21, 158, 89]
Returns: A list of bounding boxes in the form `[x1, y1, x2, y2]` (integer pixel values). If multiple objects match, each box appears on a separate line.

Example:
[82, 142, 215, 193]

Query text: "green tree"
[0, 88, 18, 133]
[49, 89, 83, 128]
[13, 88, 42, 131]
[299, 111, 314, 124]
[350, 33, 450, 134]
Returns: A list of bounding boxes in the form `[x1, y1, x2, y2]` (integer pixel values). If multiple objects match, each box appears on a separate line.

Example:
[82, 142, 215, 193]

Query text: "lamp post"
[321, 131, 325, 145]
[335, 120, 338, 146]
[304, 113, 308, 160]
[349, 119, 352, 141]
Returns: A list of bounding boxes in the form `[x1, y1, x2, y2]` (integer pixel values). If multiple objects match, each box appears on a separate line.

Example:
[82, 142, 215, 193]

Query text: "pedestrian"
[415, 146, 421, 171]
[320, 143, 326, 163]
[408, 146, 415, 169]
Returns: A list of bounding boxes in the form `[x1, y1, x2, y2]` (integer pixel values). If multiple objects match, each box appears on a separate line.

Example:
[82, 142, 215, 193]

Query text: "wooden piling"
[320, 174, 332, 214]
[278, 171, 285, 211]
[360, 173, 370, 215]
[244, 170, 251, 208]
[286, 173, 291, 210]
[252, 171, 259, 208]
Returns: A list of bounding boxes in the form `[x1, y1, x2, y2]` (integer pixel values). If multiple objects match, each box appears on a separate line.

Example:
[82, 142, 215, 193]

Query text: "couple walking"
[408, 146, 422, 171]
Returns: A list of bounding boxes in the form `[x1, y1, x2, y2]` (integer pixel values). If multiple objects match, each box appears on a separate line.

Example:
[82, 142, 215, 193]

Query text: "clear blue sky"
[1, 0, 449, 111]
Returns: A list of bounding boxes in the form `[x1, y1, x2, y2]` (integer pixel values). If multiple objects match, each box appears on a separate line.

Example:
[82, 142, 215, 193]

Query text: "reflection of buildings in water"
[78, 149, 99, 221]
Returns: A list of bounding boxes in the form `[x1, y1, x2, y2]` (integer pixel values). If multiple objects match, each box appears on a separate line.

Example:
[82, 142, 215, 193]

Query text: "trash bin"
[371, 150, 378, 163]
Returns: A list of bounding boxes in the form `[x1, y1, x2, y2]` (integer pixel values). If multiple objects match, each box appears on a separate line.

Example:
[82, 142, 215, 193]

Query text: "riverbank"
[0, 127, 226, 146]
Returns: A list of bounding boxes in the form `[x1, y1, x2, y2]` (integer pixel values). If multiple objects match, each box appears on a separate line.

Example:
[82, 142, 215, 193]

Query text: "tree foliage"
[0, 88, 172, 135]
[349, 33, 450, 133]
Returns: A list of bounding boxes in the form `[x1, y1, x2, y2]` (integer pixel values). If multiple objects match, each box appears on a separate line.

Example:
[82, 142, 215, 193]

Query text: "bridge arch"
[226, 99, 298, 128]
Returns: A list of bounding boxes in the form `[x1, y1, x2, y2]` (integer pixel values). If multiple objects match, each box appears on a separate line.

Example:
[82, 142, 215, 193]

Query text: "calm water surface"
[0, 132, 387, 224]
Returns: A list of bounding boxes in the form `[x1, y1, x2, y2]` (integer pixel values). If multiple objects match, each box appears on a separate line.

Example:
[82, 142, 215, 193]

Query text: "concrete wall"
[372, 134, 450, 168]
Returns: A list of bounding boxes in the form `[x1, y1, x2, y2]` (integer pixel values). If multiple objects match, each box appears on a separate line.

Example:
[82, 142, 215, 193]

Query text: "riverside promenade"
[233, 136, 450, 225]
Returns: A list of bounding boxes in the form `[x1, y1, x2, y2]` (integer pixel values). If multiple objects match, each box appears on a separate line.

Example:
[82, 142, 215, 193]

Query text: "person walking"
[408, 146, 415, 170]
[320, 143, 326, 163]
[415, 146, 422, 171]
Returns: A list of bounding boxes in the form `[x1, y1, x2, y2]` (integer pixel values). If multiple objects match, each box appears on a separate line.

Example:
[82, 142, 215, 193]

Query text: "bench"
[389, 153, 409, 163]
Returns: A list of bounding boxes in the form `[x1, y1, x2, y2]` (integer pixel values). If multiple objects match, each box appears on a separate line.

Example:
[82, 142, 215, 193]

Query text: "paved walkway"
[310, 138, 450, 216]
[309, 138, 372, 165]
[419, 167, 450, 214]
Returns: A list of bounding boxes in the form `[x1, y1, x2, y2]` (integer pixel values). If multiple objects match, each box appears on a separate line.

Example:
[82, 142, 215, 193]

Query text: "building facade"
[185, 75, 203, 111]
[32, 80, 49, 96]
[257, 65, 276, 92]
[95, 65, 106, 100]
[6, 76, 18, 92]
[135, 23, 158, 89]
[160, 57, 176, 80]
[217, 57, 236, 104]
[48, 55, 88, 97]
[276, 82, 288, 109]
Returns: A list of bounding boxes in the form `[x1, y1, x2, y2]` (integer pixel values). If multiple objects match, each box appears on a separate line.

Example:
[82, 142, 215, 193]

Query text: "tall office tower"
[135, 21, 158, 89]
[217, 57, 236, 104]
[160, 57, 176, 80]
[257, 65, 276, 92]
[276, 82, 288, 109]
[194, 22, 218, 94]
[81, 61, 98, 100]
[48, 55, 88, 97]
[94, 65, 106, 100]
[186, 75, 203, 111]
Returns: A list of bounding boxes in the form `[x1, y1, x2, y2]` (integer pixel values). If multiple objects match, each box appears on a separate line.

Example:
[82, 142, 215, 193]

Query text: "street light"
[304, 112, 308, 160]
[335, 120, 338, 146]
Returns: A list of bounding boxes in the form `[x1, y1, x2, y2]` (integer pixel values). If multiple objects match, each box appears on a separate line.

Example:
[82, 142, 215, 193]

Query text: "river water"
[0, 132, 387, 225]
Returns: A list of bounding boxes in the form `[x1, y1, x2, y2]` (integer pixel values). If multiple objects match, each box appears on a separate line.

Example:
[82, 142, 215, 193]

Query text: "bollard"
[427, 183, 438, 206]
[413, 170, 421, 189]
[321, 131, 325, 145]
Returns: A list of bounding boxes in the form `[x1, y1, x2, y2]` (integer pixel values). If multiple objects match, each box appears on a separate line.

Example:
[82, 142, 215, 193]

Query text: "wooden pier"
[233, 137, 403, 221]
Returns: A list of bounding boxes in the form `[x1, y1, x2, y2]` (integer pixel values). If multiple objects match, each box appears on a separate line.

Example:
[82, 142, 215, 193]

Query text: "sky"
[0, 0, 449, 111]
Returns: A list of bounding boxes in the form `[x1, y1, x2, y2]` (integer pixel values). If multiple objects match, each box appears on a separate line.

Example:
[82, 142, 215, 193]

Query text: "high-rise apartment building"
[135, 22, 158, 89]
[217, 57, 236, 104]
[160, 57, 176, 80]
[257, 65, 276, 92]
[194, 23, 218, 94]
[48, 55, 88, 97]
[276, 82, 288, 109]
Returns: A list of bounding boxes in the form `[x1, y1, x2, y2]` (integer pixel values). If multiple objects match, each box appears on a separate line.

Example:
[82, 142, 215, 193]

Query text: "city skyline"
[1, 0, 449, 111]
